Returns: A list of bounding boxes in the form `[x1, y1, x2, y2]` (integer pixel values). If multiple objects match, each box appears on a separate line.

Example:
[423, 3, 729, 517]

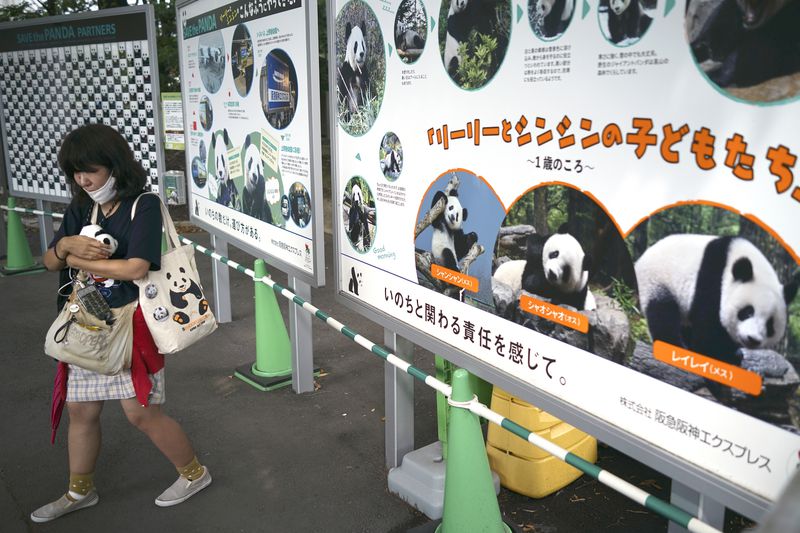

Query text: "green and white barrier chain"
[178, 235, 721, 533]
[1, 205, 64, 218]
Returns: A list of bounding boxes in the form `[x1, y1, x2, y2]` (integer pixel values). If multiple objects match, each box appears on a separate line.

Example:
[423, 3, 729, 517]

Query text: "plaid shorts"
[66, 366, 165, 404]
[66, 304, 165, 404]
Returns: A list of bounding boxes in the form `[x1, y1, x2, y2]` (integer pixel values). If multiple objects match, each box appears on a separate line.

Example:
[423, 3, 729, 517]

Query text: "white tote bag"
[133, 194, 217, 354]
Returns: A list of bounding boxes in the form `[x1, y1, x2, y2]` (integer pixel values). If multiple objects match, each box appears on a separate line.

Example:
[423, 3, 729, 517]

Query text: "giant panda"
[531, 0, 575, 38]
[635, 234, 799, 366]
[348, 184, 370, 248]
[688, 0, 800, 88]
[444, 0, 472, 76]
[605, 0, 652, 44]
[241, 134, 272, 223]
[395, 21, 425, 52]
[430, 190, 478, 271]
[493, 226, 595, 310]
[209, 128, 229, 204]
[381, 148, 401, 176]
[337, 21, 369, 119]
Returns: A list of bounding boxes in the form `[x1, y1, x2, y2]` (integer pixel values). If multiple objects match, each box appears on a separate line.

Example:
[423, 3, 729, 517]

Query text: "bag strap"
[90, 202, 100, 224]
[132, 192, 180, 252]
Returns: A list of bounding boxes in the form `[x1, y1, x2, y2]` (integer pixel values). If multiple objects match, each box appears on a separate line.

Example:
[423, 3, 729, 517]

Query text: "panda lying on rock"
[635, 234, 799, 366]
[493, 225, 595, 311]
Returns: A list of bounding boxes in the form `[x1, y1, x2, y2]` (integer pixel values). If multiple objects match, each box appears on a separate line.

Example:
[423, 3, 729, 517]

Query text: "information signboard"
[329, 0, 800, 508]
[177, 0, 324, 285]
[162, 92, 186, 150]
[0, 6, 164, 201]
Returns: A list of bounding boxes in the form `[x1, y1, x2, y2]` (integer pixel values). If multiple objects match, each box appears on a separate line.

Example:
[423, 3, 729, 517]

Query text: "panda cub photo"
[636, 234, 799, 366]
[430, 190, 479, 272]
[493, 225, 595, 312]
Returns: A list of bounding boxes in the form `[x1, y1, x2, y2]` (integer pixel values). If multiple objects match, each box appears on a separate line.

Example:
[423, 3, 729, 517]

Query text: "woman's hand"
[61, 235, 113, 261]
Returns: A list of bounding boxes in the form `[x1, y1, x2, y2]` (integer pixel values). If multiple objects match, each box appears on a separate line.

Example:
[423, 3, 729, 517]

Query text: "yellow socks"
[68, 472, 94, 500]
[177, 456, 204, 481]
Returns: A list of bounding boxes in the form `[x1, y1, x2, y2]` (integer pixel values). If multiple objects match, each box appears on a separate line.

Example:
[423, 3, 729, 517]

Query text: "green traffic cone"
[437, 369, 510, 533]
[2, 197, 42, 275]
[436, 357, 493, 460]
[253, 258, 292, 375]
[234, 259, 293, 391]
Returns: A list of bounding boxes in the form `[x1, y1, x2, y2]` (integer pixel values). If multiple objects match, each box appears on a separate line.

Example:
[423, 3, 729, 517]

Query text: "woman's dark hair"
[58, 124, 148, 203]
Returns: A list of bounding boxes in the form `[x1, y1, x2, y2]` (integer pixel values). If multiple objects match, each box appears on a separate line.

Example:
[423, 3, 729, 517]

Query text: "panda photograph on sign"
[492, 184, 636, 364]
[239, 131, 285, 227]
[597, 0, 656, 46]
[343, 176, 377, 253]
[379, 131, 403, 181]
[626, 204, 800, 427]
[240, 133, 272, 223]
[438, 0, 512, 89]
[414, 170, 505, 306]
[207, 128, 239, 209]
[528, 0, 576, 40]
[394, 0, 428, 64]
[685, 0, 800, 104]
[335, 0, 386, 136]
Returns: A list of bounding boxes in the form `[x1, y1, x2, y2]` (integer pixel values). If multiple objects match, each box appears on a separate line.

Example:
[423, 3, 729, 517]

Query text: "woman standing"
[32, 124, 211, 522]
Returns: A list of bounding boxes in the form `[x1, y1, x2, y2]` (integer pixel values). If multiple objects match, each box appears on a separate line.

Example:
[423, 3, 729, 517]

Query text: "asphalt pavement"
[0, 214, 753, 532]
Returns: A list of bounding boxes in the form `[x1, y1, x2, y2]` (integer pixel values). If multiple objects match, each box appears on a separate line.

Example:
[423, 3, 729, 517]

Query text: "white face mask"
[86, 174, 117, 204]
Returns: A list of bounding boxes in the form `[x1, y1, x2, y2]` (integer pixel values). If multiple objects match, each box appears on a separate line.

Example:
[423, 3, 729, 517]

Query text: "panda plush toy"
[635, 234, 799, 366]
[430, 190, 478, 271]
[337, 21, 369, 119]
[80, 224, 118, 255]
[493, 225, 595, 310]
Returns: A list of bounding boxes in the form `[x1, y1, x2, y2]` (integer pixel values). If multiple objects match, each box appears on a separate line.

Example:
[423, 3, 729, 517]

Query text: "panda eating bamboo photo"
[337, 20, 369, 120]
[347, 183, 372, 251]
[635, 234, 799, 366]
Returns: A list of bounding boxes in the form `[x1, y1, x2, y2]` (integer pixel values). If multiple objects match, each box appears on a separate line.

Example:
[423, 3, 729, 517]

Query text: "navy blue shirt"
[51, 194, 162, 310]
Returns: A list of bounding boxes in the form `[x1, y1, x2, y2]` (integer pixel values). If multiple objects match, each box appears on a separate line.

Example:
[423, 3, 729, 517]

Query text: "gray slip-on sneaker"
[155, 466, 212, 507]
[30, 490, 99, 523]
